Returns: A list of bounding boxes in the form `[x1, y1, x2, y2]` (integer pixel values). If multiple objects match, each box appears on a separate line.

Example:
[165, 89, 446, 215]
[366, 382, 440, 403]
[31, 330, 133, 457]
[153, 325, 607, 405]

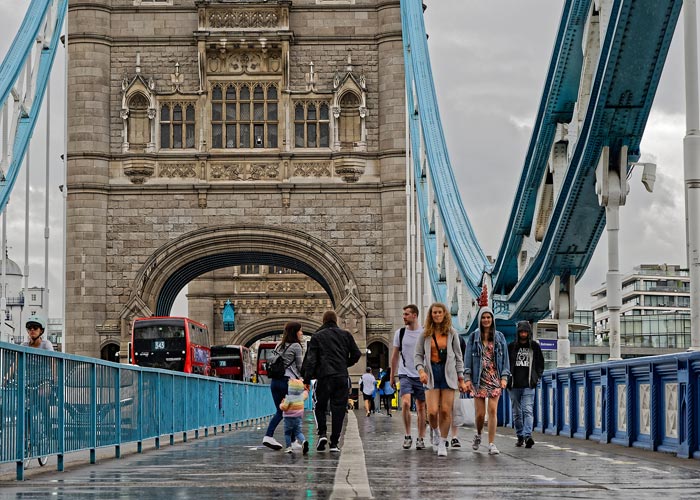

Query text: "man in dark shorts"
[389, 305, 427, 450]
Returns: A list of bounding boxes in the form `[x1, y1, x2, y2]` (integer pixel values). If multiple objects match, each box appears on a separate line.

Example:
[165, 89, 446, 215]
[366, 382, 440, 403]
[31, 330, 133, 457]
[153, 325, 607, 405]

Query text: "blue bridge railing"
[0, 342, 275, 480]
[499, 352, 700, 459]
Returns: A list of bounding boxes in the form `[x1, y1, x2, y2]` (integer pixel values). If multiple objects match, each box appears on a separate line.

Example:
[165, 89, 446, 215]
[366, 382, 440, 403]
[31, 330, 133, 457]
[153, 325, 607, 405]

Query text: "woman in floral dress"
[463, 307, 510, 455]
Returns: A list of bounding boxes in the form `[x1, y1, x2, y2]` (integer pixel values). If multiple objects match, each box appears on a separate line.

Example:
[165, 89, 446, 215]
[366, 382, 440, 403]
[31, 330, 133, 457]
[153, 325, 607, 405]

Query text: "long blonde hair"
[423, 302, 451, 337]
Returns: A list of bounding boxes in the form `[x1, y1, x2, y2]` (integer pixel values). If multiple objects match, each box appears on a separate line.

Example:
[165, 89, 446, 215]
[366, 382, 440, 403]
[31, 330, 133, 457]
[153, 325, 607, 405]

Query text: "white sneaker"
[437, 440, 447, 457]
[291, 440, 303, 451]
[262, 436, 283, 450]
[431, 427, 440, 447]
[488, 443, 500, 455]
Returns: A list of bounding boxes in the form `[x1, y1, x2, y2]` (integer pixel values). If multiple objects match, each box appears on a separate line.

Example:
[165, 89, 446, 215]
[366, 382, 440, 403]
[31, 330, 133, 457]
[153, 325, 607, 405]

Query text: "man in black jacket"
[304, 310, 362, 452]
[507, 320, 545, 449]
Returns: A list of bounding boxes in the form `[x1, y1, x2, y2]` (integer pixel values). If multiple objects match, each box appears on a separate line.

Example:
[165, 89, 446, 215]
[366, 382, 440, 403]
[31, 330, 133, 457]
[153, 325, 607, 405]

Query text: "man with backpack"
[389, 304, 427, 450]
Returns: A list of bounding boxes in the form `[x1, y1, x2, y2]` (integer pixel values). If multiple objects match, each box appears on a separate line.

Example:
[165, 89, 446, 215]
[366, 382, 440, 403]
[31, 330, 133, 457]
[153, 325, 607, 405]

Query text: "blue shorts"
[398, 375, 426, 401]
[431, 363, 450, 390]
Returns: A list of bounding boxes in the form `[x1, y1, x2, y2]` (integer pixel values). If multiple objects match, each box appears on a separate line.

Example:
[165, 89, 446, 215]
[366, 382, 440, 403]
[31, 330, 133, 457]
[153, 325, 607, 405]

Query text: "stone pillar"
[377, 1, 408, 327]
[65, 2, 112, 357]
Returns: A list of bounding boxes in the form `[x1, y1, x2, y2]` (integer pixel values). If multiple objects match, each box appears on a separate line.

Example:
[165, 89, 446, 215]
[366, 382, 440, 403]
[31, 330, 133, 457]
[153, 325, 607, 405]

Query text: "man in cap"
[23, 315, 54, 351]
[507, 320, 544, 448]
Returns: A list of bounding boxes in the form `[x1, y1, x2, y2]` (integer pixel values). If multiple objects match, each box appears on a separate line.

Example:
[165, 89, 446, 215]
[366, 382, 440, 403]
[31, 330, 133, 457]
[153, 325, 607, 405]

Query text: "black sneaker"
[451, 438, 461, 448]
[302, 440, 309, 455]
[329, 444, 340, 453]
[525, 436, 535, 449]
[516, 436, 524, 447]
[317, 436, 328, 451]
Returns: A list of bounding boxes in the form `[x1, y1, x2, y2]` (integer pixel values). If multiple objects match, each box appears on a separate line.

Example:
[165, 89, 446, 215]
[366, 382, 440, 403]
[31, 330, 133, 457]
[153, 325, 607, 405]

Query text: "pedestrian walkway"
[0, 409, 698, 498]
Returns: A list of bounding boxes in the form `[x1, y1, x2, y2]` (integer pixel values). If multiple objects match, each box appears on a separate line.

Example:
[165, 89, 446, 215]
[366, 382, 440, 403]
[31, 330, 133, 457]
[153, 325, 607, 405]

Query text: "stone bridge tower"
[66, 0, 406, 379]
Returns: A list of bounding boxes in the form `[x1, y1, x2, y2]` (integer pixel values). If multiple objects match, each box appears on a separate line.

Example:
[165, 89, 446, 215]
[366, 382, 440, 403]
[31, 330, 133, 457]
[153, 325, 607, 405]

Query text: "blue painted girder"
[0, 0, 67, 213]
[495, 0, 682, 319]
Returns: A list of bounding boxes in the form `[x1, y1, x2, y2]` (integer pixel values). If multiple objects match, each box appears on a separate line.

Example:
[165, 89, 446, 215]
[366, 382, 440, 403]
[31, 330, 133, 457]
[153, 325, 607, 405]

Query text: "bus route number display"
[154, 340, 166, 350]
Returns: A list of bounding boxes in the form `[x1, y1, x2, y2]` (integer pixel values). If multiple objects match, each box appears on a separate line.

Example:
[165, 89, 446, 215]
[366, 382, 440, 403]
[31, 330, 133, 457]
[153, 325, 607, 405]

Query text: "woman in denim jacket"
[463, 306, 510, 455]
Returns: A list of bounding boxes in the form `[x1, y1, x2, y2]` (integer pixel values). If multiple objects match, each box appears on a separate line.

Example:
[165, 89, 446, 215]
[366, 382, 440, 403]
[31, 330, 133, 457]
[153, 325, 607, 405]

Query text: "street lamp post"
[684, 0, 700, 351]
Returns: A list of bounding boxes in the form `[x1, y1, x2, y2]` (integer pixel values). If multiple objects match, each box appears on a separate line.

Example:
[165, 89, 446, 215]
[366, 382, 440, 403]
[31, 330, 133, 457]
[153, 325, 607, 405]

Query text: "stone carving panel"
[159, 163, 197, 178]
[207, 51, 282, 75]
[209, 10, 279, 29]
[208, 162, 279, 181]
[249, 163, 279, 180]
[210, 163, 244, 181]
[293, 162, 332, 177]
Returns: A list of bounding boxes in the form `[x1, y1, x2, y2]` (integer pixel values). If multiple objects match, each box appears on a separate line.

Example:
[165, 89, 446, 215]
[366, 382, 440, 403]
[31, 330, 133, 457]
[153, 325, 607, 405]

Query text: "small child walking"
[279, 378, 309, 454]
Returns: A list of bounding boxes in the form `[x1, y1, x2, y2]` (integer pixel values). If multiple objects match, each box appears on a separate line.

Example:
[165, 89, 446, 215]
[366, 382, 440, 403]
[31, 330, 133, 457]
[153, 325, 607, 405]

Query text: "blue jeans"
[284, 416, 305, 447]
[265, 378, 288, 438]
[509, 387, 535, 437]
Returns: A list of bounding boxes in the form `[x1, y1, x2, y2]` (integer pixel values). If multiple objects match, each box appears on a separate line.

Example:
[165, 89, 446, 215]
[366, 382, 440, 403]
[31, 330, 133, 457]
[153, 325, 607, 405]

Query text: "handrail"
[0, 342, 275, 480]
[526, 351, 700, 459]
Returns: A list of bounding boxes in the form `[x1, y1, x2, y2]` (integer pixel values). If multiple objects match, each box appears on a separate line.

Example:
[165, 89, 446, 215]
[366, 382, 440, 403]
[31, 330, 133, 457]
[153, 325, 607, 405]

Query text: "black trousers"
[314, 375, 348, 447]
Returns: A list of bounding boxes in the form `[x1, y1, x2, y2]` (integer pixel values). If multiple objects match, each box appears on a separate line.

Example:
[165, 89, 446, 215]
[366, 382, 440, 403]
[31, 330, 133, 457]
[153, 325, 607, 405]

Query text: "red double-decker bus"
[130, 316, 211, 375]
[256, 341, 279, 384]
[211, 345, 254, 381]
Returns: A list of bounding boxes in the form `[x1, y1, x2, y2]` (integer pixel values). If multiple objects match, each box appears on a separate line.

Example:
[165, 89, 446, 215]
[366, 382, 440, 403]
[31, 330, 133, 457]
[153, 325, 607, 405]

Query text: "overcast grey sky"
[0, 0, 690, 319]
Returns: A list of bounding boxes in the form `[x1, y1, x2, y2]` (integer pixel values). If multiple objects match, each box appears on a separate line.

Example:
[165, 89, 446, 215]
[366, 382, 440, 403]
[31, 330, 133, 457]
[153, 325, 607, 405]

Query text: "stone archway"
[234, 315, 323, 347]
[119, 225, 366, 352]
[100, 340, 120, 363]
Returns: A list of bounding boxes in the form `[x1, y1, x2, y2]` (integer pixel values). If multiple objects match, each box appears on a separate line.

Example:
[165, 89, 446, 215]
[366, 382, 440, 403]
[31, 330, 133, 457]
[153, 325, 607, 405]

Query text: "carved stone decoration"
[210, 163, 245, 180]
[293, 162, 332, 177]
[207, 49, 281, 75]
[334, 158, 365, 183]
[249, 163, 279, 180]
[209, 10, 280, 29]
[159, 163, 198, 178]
[123, 159, 155, 184]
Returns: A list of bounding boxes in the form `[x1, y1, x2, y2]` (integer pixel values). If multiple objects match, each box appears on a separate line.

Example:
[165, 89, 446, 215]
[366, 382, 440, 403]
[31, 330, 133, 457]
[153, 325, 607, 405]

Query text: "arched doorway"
[100, 342, 119, 362]
[366, 341, 389, 372]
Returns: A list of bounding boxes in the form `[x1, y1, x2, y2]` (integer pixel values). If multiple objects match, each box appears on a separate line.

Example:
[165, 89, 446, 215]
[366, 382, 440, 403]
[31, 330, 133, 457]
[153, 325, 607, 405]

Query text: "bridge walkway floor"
[0, 409, 698, 498]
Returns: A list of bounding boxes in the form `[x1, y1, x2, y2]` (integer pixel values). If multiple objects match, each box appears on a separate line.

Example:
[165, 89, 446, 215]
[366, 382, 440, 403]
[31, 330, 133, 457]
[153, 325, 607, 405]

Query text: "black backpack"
[267, 344, 291, 379]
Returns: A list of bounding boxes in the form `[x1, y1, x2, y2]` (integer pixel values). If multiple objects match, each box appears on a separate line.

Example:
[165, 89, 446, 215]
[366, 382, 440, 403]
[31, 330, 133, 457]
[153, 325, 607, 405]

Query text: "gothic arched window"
[128, 93, 150, 150]
[339, 92, 360, 147]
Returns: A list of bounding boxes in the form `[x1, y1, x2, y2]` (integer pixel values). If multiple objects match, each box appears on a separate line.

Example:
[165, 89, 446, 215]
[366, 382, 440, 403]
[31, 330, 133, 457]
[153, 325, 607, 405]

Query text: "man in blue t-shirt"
[389, 304, 427, 450]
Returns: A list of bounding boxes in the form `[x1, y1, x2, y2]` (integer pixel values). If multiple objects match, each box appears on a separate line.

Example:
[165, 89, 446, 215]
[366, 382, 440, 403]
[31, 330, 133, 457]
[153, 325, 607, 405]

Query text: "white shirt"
[392, 326, 423, 378]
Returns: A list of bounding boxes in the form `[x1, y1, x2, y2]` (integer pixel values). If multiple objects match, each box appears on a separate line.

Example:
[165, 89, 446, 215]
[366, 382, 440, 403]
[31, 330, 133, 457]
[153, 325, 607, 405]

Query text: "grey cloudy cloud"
[0, 0, 691, 319]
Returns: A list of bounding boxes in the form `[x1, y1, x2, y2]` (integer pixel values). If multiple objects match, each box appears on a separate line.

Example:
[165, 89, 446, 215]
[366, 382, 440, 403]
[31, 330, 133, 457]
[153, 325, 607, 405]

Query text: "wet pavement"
[0, 409, 698, 498]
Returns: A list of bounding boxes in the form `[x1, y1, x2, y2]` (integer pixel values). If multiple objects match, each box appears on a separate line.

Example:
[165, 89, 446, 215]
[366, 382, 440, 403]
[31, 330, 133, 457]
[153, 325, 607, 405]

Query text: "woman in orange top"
[414, 303, 467, 457]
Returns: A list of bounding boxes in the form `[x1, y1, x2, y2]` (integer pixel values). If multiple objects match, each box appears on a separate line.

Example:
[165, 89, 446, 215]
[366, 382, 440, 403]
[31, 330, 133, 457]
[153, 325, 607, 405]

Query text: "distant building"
[536, 264, 691, 367]
[0, 255, 63, 349]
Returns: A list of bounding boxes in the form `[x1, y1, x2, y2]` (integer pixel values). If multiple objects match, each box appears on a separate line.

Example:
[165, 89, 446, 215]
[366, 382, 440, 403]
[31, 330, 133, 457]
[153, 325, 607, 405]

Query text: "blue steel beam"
[503, 0, 682, 319]
[401, 0, 491, 302]
[492, 0, 590, 294]
[0, 0, 67, 213]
